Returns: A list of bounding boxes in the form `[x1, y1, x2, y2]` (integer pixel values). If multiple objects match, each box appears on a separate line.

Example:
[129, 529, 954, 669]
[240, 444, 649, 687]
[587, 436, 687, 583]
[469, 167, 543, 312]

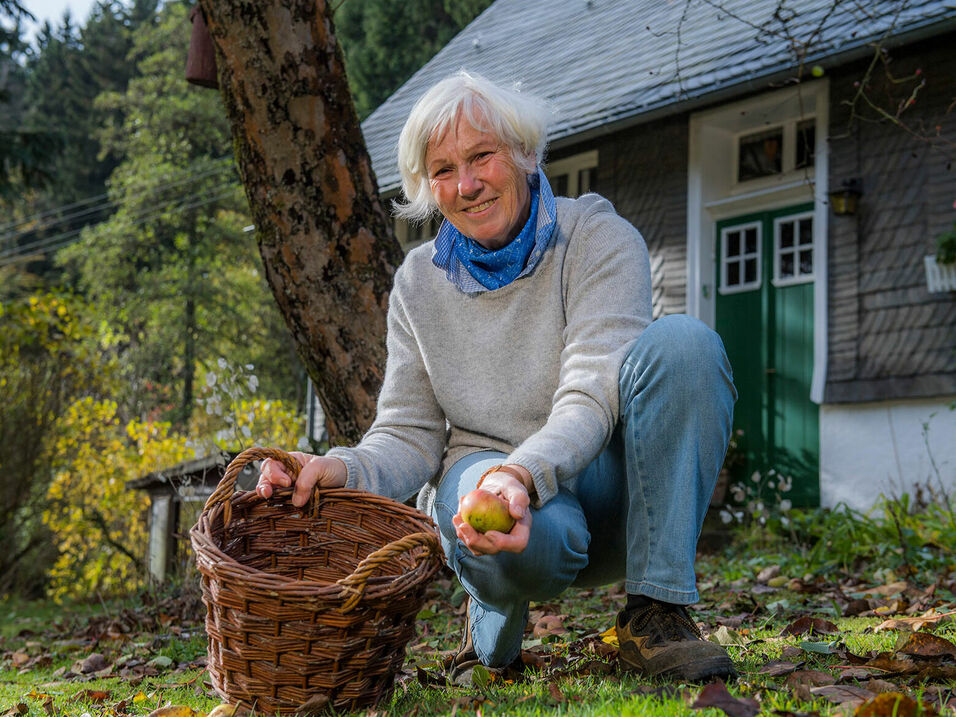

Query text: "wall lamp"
[829, 178, 862, 216]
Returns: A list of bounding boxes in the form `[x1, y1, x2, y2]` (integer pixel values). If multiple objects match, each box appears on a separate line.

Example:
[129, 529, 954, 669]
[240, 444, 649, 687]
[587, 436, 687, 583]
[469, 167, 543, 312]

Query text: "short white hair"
[394, 70, 551, 223]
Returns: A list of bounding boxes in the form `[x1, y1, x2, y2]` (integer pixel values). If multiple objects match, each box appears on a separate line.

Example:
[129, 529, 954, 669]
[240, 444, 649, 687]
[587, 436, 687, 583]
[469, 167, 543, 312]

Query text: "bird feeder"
[186, 5, 218, 89]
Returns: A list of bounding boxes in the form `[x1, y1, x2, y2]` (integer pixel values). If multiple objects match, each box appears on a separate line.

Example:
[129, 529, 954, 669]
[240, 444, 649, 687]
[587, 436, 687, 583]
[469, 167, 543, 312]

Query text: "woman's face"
[425, 113, 532, 250]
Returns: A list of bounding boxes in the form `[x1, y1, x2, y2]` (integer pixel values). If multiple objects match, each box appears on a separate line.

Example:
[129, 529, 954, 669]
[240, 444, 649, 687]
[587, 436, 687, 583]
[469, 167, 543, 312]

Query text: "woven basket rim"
[189, 486, 441, 598]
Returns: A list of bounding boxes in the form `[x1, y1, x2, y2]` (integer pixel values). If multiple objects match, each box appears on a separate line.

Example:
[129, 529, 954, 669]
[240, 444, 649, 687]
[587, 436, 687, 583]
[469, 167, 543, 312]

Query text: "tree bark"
[197, 0, 404, 444]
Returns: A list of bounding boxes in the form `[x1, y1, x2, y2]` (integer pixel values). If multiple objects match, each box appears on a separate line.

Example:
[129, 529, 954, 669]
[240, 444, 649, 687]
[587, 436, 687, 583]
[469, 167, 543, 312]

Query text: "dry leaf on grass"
[854, 691, 937, 717]
[758, 659, 803, 676]
[145, 707, 202, 717]
[780, 616, 839, 637]
[807, 684, 874, 706]
[874, 609, 956, 633]
[691, 680, 760, 717]
[895, 631, 956, 659]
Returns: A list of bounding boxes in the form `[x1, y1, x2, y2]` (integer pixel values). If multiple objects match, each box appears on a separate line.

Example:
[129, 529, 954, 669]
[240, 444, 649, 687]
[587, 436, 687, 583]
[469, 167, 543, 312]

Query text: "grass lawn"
[2, 504, 955, 716]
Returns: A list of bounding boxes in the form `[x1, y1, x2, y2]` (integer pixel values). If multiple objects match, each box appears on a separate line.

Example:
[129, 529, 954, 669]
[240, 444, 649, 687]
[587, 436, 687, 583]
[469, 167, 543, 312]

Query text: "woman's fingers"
[453, 510, 531, 555]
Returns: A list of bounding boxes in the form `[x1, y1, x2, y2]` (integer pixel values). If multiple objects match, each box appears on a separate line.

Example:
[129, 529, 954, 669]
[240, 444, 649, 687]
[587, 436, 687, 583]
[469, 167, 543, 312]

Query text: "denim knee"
[619, 314, 734, 411]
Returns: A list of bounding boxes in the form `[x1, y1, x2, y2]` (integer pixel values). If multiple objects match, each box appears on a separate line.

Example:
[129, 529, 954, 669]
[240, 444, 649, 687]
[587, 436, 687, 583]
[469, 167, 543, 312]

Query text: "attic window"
[736, 116, 816, 184]
[738, 127, 782, 182]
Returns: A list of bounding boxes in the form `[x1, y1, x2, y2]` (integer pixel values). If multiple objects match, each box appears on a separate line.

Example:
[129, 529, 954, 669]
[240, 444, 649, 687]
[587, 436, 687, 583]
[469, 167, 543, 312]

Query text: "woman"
[256, 70, 737, 684]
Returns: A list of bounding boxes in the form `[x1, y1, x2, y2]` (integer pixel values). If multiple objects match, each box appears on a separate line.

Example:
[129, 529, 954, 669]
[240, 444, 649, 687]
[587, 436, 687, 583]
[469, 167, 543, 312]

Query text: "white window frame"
[545, 149, 598, 197]
[719, 221, 762, 295]
[773, 211, 816, 286]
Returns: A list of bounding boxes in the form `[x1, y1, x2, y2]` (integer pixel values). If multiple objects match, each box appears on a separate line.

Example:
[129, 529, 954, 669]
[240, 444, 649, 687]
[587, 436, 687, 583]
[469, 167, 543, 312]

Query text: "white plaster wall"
[820, 397, 956, 511]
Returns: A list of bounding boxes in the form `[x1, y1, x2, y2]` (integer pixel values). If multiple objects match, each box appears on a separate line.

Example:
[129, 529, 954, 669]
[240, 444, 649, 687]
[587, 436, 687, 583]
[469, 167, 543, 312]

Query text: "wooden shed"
[126, 452, 256, 582]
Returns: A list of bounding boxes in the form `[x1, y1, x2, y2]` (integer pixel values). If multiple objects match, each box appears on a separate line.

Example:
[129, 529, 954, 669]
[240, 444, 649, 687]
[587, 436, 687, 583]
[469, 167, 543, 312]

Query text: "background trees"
[0, 0, 493, 600]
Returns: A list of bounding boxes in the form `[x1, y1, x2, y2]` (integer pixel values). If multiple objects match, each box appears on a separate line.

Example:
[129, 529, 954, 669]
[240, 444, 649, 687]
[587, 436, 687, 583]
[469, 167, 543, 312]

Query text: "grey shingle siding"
[824, 32, 956, 403]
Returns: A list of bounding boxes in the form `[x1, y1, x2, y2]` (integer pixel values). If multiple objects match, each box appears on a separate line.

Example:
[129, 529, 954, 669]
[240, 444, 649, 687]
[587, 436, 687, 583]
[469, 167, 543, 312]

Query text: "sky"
[21, 0, 99, 41]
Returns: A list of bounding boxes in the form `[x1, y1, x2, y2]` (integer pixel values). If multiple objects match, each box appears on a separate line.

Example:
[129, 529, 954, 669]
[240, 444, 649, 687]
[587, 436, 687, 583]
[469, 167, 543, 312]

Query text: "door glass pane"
[800, 249, 813, 274]
[774, 214, 814, 282]
[744, 258, 757, 283]
[745, 228, 758, 254]
[799, 218, 812, 246]
[727, 262, 740, 285]
[780, 222, 794, 248]
[728, 231, 740, 257]
[780, 253, 794, 278]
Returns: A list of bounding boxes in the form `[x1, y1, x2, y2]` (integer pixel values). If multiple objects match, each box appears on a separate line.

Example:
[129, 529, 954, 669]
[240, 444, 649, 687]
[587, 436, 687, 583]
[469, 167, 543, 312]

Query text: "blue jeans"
[430, 314, 736, 667]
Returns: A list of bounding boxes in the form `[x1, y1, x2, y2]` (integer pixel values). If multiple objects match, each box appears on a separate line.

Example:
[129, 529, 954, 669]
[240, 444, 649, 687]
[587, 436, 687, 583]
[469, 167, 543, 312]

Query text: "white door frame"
[686, 80, 830, 403]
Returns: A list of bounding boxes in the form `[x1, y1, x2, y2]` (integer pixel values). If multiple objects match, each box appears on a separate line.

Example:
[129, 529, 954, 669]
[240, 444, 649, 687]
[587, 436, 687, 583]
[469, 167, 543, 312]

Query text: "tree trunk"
[197, 0, 404, 444]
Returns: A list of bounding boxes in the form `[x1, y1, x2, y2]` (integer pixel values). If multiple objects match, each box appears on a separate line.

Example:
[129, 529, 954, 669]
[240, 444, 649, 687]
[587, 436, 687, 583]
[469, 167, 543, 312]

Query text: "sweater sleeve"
[325, 266, 448, 504]
[506, 198, 653, 505]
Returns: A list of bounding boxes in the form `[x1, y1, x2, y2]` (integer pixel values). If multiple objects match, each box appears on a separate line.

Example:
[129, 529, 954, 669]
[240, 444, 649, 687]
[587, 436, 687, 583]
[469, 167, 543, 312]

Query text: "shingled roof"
[360, 0, 956, 195]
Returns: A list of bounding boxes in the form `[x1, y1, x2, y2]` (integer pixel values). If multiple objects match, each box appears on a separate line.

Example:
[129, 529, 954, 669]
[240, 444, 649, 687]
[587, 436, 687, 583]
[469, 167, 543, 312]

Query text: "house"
[360, 0, 956, 510]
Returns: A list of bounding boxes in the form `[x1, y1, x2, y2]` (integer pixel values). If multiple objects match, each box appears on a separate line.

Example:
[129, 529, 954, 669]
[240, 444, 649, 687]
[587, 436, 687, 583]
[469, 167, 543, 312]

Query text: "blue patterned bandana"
[432, 168, 558, 293]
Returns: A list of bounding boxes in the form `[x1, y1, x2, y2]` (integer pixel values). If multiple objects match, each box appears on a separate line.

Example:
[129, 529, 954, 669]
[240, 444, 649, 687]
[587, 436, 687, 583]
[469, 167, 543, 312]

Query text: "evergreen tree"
[58, 1, 301, 426]
[336, 0, 494, 119]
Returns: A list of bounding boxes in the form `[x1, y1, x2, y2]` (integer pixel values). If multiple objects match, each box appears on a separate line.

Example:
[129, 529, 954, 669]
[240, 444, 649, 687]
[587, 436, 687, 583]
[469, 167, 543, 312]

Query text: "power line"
[0, 156, 236, 238]
[0, 184, 243, 268]
[0, 178, 241, 259]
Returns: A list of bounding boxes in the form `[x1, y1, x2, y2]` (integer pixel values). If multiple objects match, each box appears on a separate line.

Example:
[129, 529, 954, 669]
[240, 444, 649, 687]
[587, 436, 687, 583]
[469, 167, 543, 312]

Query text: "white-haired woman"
[257, 71, 737, 684]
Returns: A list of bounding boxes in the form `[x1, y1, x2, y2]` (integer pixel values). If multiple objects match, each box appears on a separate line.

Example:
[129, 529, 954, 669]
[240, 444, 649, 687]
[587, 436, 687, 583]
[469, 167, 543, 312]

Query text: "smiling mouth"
[463, 199, 496, 213]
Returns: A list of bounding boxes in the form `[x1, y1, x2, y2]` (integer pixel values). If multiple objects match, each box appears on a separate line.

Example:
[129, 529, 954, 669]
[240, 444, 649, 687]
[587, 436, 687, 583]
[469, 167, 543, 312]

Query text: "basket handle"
[203, 446, 302, 512]
[337, 531, 441, 613]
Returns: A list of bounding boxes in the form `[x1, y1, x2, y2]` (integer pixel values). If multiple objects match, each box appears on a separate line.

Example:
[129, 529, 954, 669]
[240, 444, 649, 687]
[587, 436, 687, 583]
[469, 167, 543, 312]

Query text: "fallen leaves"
[874, 609, 956, 633]
[691, 680, 760, 717]
[780, 616, 839, 637]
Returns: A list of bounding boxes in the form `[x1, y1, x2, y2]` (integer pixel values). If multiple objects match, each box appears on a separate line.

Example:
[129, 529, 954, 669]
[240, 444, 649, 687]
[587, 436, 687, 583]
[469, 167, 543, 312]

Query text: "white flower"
[779, 499, 792, 512]
[217, 357, 228, 369]
[767, 481, 776, 490]
[750, 470, 762, 483]
[245, 363, 254, 371]
[297, 436, 311, 451]
[720, 509, 733, 524]
[206, 372, 217, 387]
[248, 375, 259, 393]
[241, 425, 252, 438]
[778, 476, 793, 492]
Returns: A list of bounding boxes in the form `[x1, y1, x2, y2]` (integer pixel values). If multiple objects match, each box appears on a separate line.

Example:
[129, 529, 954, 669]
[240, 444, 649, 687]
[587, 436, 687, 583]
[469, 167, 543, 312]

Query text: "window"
[720, 222, 761, 294]
[393, 214, 441, 251]
[735, 116, 816, 185]
[545, 150, 598, 197]
[774, 212, 814, 285]
[738, 127, 783, 182]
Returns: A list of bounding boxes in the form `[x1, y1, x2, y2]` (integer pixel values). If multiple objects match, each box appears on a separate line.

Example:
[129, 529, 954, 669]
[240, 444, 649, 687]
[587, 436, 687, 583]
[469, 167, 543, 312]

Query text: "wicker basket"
[189, 446, 444, 715]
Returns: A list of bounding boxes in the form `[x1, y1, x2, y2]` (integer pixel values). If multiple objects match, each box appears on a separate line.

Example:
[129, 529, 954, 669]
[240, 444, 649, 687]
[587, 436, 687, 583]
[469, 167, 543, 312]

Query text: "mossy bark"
[197, 0, 403, 444]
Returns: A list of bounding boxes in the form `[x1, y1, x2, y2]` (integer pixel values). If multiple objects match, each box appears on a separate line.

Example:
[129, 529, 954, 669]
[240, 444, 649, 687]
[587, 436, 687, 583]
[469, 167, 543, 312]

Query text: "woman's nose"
[458, 167, 481, 198]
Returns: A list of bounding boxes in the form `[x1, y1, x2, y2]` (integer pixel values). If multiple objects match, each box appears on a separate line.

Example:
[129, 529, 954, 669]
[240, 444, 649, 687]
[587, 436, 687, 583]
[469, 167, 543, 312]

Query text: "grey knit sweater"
[326, 193, 652, 515]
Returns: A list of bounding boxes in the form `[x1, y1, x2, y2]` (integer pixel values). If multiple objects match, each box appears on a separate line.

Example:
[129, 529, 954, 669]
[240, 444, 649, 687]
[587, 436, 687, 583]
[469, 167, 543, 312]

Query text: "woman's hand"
[452, 467, 532, 555]
[256, 452, 347, 506]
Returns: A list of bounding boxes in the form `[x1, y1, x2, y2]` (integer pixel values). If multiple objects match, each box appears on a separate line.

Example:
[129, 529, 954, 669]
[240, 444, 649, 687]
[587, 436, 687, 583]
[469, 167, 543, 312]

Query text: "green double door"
[715, 204, 820, 506]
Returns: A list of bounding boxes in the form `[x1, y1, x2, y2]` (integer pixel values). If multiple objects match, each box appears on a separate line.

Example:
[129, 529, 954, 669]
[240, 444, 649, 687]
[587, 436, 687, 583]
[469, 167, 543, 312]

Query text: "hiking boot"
[445, 599, 525, 687]
[616, 602, 737, 682]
